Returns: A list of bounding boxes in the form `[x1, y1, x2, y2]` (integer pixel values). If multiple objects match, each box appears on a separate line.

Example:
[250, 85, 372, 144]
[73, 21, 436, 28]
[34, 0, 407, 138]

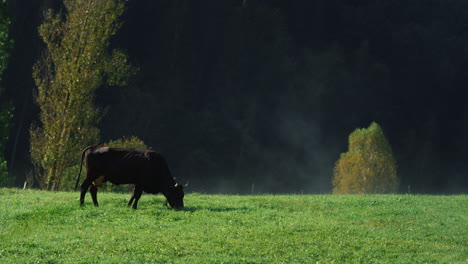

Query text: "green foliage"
[0, 102, 12, 148]
[0, 102, 13, 187]
[105, 136, 149, 150]
[0, 159, 12, 186]
[0, 189, 466, 263]
[60, 164, 80, 191]
[30, 0, 131, 190]
[0, 0, 13, 187]
[333, 122, 399, 194]
[0, 0, 12, 76]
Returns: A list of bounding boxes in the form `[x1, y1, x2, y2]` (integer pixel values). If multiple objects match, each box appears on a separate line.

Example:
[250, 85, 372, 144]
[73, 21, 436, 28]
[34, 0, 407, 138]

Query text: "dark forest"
[2, 0, 468, 193]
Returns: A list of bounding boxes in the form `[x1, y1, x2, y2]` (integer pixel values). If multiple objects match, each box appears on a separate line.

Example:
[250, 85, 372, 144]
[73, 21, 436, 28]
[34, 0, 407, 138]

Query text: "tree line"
[1, 0, 468, 193]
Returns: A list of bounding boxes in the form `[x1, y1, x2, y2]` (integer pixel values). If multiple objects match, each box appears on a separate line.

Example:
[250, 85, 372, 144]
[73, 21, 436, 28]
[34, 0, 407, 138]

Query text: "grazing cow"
[75, 145, 184, 209]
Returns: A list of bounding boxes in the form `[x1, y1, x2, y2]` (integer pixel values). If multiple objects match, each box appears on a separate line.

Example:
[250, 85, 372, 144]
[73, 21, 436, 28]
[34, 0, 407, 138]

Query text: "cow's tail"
[75, 146, 94, 191]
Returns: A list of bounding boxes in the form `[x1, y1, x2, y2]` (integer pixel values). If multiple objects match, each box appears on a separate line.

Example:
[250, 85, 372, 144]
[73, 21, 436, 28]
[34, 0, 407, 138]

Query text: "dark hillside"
[3, 0, 468, 193]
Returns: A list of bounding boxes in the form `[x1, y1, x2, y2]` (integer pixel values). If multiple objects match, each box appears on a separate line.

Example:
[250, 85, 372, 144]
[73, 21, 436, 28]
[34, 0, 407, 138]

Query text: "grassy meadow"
[0, 188, 466, 263]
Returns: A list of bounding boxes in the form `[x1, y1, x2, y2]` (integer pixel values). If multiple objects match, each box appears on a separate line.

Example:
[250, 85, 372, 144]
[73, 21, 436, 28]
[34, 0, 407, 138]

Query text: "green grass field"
[0, 188, 466, 263]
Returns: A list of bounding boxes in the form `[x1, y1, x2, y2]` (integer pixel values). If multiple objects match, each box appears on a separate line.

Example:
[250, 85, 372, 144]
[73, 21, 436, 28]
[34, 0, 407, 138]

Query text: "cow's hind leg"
[79, 178, 93, 206]
[90, 184, 99, 207]
[128, 186, 143, 209]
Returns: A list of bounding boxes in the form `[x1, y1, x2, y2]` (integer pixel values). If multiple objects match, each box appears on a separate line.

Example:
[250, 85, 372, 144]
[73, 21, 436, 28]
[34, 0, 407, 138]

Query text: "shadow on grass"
[173, 206, 253, 213]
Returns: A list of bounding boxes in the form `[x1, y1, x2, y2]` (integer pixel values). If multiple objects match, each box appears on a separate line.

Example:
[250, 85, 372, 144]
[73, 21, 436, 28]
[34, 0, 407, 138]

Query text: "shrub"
[333, 122, 399, 194]
[105, 136, 149, 150]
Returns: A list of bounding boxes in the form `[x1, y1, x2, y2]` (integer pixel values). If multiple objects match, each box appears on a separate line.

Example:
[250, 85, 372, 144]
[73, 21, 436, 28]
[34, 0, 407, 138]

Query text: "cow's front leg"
[127, 186, 136, 207]
[79, 178, 93, 206]
[90, 184, 99, 207]
[129, 186, 143, 209]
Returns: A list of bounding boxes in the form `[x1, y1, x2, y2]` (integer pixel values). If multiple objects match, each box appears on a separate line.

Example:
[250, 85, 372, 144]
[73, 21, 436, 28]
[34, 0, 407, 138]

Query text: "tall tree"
[0, 0, 12, 74]
[30, 0, 131, 190]
[0, 0, 13, 186]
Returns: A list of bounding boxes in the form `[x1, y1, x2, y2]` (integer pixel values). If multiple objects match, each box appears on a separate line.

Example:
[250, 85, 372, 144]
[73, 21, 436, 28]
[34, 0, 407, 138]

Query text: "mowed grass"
[0, 188, 466, 263]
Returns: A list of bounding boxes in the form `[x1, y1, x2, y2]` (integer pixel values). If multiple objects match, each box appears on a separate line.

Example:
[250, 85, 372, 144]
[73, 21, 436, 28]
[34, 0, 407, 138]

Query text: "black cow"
[75, 146, 184, 209]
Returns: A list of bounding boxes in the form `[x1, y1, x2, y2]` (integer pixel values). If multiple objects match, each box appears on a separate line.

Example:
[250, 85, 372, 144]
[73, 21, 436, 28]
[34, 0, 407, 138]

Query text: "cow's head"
[166, 183, 184, 208]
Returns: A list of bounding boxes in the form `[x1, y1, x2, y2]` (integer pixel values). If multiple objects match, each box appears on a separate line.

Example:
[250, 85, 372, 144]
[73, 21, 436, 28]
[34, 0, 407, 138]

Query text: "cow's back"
[86, 147, 174, 192]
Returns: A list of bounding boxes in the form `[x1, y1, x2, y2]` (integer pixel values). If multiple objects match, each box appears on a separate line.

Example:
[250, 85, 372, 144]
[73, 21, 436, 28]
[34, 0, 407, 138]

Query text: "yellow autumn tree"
[333, 122, 399, 194]
[30, 0, 131, 190]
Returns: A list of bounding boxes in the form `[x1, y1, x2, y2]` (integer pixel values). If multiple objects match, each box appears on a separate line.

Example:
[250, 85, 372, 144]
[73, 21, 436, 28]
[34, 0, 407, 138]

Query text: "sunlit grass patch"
[0, 188, 466, 263]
